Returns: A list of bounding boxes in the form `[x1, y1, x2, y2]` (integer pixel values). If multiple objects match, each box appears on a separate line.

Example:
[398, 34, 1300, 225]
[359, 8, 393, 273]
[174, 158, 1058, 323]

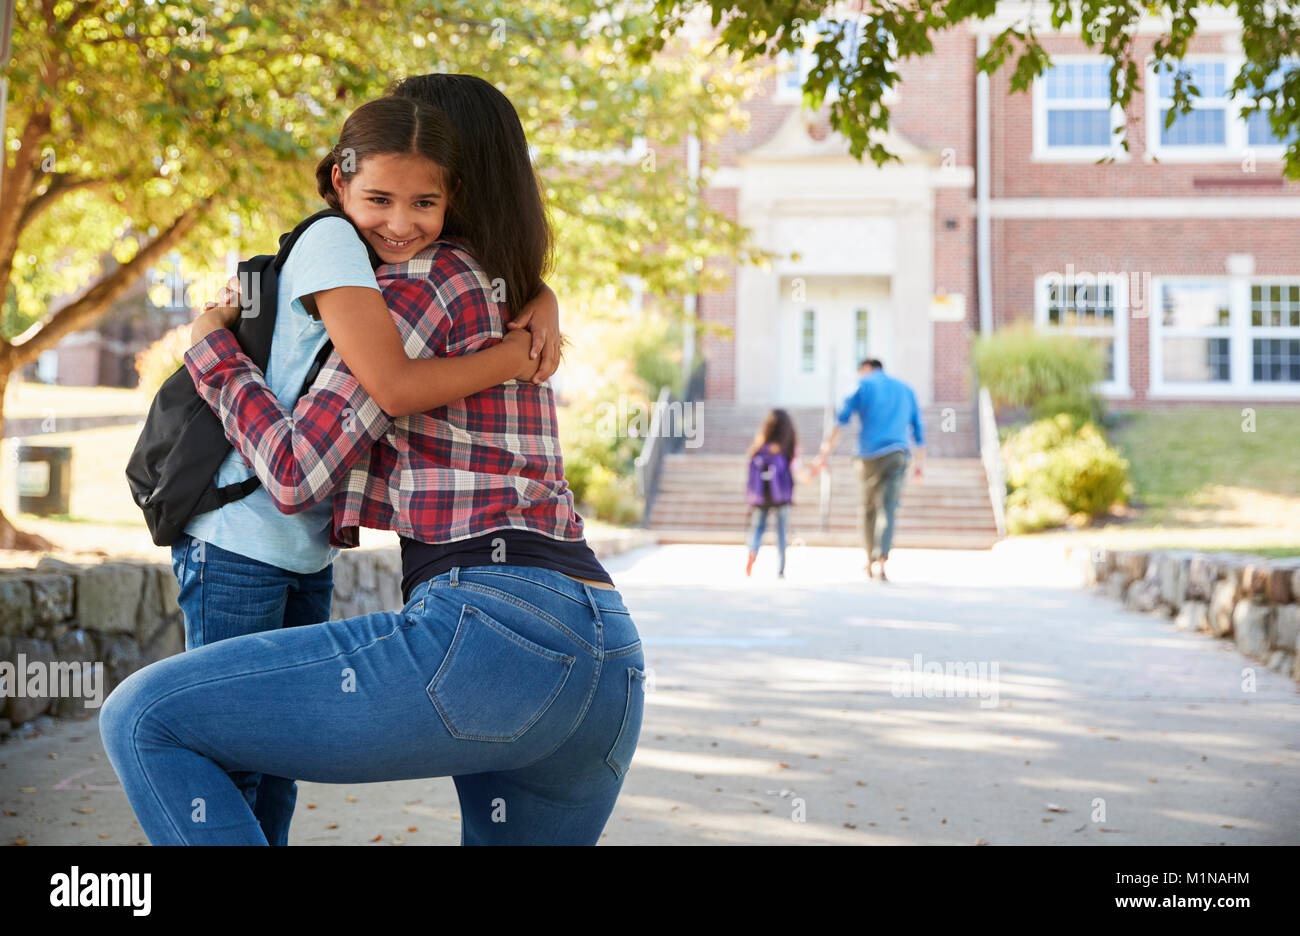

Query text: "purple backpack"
[747, 449, 794, 506]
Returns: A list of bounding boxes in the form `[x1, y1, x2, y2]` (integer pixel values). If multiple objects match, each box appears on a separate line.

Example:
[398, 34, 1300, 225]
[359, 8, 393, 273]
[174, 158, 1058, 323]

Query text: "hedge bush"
[974, 323, 1104, 423]
[1001, 414, 1132, 531]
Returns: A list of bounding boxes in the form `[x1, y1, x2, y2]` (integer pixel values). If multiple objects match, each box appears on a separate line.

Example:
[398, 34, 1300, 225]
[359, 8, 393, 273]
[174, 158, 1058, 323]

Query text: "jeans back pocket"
[605, 667, 646, 780]
[428, 604, 574, 742]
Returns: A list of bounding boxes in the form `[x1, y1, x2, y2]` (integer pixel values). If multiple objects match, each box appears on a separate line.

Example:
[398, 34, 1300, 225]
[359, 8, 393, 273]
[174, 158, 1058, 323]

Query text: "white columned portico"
[729, 110, 939, 408]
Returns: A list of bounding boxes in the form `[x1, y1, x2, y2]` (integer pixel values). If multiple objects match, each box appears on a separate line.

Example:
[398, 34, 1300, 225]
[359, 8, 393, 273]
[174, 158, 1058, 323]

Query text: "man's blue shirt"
[836, 370, 925, 458]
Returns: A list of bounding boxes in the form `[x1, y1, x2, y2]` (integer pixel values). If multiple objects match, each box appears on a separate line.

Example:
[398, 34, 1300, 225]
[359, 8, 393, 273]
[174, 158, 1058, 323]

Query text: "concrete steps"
[646, 453, 1000, 550]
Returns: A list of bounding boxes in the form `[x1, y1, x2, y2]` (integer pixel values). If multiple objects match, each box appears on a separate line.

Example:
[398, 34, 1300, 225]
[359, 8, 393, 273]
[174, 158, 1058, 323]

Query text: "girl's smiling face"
[333, 153, 450, 264]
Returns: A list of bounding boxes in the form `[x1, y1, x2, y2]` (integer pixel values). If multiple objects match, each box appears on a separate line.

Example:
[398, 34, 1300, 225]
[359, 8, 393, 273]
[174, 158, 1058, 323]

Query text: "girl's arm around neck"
[312, 285, 535, 417]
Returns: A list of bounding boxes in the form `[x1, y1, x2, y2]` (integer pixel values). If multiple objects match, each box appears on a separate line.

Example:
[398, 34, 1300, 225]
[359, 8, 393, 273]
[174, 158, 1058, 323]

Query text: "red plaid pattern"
[184, 240, 587, 549]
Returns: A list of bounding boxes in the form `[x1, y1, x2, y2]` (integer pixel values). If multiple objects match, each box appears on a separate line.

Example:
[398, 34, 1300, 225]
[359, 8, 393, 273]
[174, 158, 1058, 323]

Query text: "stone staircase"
[646, 403, 1000, 549]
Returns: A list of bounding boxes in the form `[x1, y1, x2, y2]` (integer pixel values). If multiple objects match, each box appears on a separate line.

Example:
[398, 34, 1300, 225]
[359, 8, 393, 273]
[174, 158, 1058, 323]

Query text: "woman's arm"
[183, 320, 397, 514]
[184, 287, 536, 515]
[311, 285, 536, 417]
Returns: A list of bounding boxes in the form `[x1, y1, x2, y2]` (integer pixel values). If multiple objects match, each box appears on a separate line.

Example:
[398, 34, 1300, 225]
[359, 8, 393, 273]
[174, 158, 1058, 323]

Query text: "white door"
[777, 277, 891, 407]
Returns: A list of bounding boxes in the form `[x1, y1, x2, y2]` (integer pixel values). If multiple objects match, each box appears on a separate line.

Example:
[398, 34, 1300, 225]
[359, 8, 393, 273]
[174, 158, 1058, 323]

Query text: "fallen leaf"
[20, 787, 35, 794]
[98, 834, 111, 839]
[407, 826, 417, 833]
[370, 834, 383, 842]
[974, 838, 988, 845]
[346, 796, 357, 802]
[1045, 803, 1068, 813]
[843, 822, 857, 829]
[326, 823, 339, 830]
[777, 762, 790, 769]
[72, 806, 94, 815]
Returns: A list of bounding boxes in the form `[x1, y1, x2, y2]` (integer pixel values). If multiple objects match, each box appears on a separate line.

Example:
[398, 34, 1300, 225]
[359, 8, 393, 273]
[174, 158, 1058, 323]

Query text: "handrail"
[633, 384, 672, 525]
[977, 385, 1007, 538]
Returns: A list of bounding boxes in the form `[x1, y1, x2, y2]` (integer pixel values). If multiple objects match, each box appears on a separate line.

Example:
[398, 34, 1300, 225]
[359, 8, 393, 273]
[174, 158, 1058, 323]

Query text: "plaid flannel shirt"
[183, 240, 587, 549]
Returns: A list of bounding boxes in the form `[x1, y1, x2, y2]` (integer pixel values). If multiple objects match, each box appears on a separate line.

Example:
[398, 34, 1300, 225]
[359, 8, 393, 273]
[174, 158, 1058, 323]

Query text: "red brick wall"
[991, 33, 1300, 198]
[997, 217, 1300, 401]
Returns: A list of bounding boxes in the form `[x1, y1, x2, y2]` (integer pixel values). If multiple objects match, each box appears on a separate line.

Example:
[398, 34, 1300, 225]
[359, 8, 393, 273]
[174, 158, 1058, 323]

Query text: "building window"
[1158, 60, 1229, 146]
[1035, 272, 1128, 394]
[1251, 283, 1300, 383]
[1158, 281, 1232, 383]
[777, 17, 898, 104]
[1032, 57, 1126, 160]
[853, 308, 869, 363]
[800, 308, 816, 373]
[1151, 278, 1300, 396]
[1145, 55, 1298, 161]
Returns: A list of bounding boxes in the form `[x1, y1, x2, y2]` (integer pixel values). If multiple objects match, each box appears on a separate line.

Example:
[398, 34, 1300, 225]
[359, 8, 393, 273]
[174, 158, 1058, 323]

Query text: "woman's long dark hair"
[387, 74, 553, 319]
[315, 97, 460, 212]
[747, 409, 797, 463]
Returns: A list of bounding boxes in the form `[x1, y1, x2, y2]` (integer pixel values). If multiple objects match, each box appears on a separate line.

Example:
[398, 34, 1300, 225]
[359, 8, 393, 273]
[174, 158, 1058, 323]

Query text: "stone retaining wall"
[0, 529, 655, 737]
[1088, 548, 1300, 683]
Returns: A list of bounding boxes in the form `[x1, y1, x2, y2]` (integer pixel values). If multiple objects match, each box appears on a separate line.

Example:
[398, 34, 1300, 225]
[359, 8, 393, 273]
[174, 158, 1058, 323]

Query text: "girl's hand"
[507, 282, 562, 384]
[190, 278, 243, 346]
[505, 329, 542, 382]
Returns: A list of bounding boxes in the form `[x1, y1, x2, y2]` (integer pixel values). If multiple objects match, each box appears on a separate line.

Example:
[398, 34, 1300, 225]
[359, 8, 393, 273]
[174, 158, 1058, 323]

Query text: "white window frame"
[853, 306, 870, 363]
[1034, 271, 1130, 398]
[1144, 53, 1293, 163]
[800, 308, 817, 373]
[1247, 279, 1300, 387]
[1032, 55, 1128, 162]
[775, 16, 899, 105]
[1149, 276, 1300, 398]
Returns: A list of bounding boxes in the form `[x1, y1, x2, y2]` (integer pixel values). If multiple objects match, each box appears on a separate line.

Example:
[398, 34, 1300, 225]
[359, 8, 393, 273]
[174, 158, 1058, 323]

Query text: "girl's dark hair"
[387, 73, 553, 317]
[748, 409, 797, 462]
[315, 96, 460, 212]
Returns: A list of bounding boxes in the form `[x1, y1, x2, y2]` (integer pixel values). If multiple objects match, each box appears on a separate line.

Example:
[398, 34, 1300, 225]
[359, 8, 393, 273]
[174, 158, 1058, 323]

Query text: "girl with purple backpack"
[744, 409, 819, 578]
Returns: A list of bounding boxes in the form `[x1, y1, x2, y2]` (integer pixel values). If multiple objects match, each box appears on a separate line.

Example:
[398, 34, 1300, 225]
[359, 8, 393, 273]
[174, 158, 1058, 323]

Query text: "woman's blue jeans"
[101, 564, 645, 846]
[747, 504, 790, 574]
[169, 533, 333, 846]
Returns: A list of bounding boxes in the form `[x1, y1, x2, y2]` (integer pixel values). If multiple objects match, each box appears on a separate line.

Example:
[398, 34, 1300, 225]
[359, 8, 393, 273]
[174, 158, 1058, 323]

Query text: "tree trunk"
[0, 365, 56, 552]
[0, 200, 211, 553]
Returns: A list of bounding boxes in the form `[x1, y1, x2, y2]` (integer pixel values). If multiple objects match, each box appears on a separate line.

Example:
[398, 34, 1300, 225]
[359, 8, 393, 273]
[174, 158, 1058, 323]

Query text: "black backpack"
[126, 209, 381, 547]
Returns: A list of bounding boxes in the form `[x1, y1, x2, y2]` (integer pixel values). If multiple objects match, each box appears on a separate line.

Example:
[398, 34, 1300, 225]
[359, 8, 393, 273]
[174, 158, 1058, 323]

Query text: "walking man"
[813, 359, 924, 581]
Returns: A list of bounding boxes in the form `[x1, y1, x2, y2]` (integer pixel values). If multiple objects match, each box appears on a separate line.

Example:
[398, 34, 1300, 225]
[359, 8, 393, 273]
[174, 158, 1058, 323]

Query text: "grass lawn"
[1010, 406, 1300, 557]
[1108, 405, 1300, 512]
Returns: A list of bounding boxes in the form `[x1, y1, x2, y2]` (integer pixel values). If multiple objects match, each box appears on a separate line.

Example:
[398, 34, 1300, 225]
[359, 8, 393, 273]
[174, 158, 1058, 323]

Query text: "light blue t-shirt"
[836, 370, 926, 459]
[186, 217, 380, 574]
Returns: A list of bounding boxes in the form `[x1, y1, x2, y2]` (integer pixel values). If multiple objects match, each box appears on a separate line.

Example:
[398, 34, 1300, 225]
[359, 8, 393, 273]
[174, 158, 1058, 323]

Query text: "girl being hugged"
[165, 96, 553, 847]
[101, 84, 644, 846]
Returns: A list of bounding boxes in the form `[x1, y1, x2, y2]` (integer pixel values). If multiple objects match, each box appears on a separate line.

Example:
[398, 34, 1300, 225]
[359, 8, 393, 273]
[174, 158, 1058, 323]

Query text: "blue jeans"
[101, 564, 645, 845]
[169, 533, 334, 846]
[747, 504, 790, 574]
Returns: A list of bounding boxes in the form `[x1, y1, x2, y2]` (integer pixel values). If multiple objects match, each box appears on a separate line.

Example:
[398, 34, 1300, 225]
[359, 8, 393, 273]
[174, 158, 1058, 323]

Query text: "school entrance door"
[776, 275, 891, 408]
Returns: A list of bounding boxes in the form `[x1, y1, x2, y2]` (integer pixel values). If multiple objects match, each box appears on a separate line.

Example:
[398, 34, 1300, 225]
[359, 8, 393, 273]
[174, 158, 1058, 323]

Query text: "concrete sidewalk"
[3, 543, 1297, 845]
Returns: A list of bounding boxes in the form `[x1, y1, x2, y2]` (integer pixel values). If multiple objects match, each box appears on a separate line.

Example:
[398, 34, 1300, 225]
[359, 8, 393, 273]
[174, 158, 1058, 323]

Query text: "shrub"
[974, 323, 1104, 420]
[1005, 488, 1071, 534]
[1001, 414, 1132, 527]
[134, 324, 191, 397]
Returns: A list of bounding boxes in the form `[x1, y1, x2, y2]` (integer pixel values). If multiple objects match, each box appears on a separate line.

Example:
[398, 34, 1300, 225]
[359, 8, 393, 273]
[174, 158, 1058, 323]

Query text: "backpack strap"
[274, 208, 384, 271]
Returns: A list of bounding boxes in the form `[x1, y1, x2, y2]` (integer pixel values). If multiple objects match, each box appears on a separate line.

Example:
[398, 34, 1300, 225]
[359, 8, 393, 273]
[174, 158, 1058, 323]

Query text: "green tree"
[632, 1, 1300, 177]
[1, 0, 756, 548]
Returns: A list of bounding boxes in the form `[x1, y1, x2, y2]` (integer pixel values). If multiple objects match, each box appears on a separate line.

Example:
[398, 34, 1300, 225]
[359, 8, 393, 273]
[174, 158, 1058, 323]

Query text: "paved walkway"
[3, 543, 1297, 845]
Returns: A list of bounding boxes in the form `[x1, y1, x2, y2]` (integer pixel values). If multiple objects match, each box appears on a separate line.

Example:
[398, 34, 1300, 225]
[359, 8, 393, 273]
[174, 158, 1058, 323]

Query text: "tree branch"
[16, 171, 133, 237]
[2, 199, 212, 370]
